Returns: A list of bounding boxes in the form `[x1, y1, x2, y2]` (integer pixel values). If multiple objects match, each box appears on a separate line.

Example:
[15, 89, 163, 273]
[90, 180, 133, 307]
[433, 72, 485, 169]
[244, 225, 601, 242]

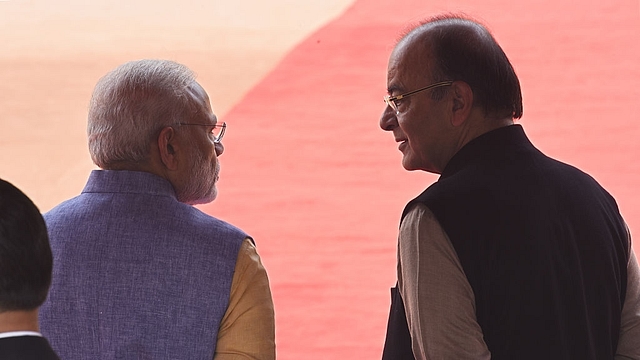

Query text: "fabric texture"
[40, 170, 248, 360]
[0, 335, 60, 360]
[383, 125, 633, 360]
[216, 238, 276, 360]
[381, 286, 414, 360]
[395, 203, 640, 360]
[616, 249, 640, 359]
[398, 204, 491, 360]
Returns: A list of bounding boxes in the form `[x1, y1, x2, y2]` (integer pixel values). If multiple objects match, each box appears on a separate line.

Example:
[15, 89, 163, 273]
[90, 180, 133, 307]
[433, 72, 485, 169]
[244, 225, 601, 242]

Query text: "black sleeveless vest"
[382, 125, 629, 360]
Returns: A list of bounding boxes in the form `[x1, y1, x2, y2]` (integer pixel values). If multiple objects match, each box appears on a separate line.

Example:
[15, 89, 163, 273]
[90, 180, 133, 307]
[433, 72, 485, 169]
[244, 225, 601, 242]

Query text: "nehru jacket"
[40, 170, 273, 360]
[383, 125, 639, 360]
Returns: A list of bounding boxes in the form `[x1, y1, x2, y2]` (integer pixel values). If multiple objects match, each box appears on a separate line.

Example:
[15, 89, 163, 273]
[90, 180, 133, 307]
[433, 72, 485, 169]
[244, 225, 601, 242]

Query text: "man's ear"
[450, 81, 473, 127]
[157, 126, 180, 171]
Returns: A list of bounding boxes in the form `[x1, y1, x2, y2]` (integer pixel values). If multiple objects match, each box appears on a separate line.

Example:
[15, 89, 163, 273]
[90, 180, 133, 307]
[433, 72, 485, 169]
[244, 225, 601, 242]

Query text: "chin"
[402, 157, 440, 174]
[401, 156, 421, 171]
[204, 190, 218, 203]
[182, 187, 218, 205]
[194, 191, 218, 205]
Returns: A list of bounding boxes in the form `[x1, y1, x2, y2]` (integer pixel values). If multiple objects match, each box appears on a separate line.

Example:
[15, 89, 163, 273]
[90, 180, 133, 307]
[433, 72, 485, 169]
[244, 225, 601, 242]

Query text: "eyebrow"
[387, 84, 405, 95]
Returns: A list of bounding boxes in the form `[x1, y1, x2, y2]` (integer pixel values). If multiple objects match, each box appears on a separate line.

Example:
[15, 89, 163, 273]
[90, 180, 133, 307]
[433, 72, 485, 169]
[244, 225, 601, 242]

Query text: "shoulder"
[178, 205, 249, 239]
[403, 202, 436, 224]
[543, 156, 621, 210]
[400, 203, 448, 243]
[160, 204, 251, 255]
[43, 195, 84, 224]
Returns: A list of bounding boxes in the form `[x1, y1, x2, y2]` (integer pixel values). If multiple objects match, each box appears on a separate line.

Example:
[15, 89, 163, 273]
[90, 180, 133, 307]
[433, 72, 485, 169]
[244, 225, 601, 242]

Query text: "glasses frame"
[384, 81, 454, 114]
[176, 122, 226, 144]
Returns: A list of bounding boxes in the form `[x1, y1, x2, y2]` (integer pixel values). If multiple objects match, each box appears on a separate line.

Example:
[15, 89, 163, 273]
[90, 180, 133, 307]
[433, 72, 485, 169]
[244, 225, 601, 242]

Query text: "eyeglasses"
[383, 81, 454, 114]
[176, 122, 226, 144]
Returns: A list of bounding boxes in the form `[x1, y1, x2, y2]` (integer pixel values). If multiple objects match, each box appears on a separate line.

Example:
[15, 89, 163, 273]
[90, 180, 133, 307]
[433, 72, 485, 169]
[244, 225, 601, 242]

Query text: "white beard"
[177, 154, 219, 205]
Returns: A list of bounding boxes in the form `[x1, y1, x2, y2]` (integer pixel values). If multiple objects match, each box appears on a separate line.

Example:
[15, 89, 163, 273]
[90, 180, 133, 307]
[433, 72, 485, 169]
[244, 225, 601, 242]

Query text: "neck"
[103, 160, 152, 173]
[0, 309, 40, 333]
[456, 112, 513, 150]
[434, 113, 513, 174]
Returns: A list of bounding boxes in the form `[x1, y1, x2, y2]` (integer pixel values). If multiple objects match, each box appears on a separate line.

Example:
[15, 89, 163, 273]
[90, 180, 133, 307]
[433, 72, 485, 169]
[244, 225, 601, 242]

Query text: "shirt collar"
[0, 331, 42, 339]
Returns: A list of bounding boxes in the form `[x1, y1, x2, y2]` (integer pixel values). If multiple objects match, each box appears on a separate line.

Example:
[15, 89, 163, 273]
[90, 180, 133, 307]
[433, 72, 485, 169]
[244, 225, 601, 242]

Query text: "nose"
[215, 142, 224, 156]
[379, 105, 398, 131]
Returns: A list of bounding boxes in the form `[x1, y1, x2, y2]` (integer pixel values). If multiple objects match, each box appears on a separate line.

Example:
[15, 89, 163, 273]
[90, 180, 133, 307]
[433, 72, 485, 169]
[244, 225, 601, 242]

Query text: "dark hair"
[405, 14, 523, 119]
[0, 179, 52, 312]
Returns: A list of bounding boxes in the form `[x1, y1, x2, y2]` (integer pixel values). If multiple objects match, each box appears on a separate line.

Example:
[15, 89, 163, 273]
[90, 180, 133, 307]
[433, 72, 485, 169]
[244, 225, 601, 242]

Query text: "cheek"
[404, 127, 436, 167]
[200, 141, 217, 160]
[209, 146, 218, 163]
[399, 118, 425, 147]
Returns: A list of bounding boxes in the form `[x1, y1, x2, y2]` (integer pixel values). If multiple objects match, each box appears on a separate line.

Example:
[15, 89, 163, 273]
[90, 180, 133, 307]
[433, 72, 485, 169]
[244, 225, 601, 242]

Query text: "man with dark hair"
[40, 59, 275, 359]
[0, 179, 60, 360]
[379, 15, 640, 359]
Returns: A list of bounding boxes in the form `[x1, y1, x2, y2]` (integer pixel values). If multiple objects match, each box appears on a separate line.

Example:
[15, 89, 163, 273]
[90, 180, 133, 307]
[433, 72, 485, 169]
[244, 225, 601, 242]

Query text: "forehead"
[186, 81, 210, 107]
[387, 35, 434, 89]
[186, 81, 217, 123]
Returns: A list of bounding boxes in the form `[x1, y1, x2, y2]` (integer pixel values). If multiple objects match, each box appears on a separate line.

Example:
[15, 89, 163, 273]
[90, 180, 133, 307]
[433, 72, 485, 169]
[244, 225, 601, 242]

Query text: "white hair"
[87, 59, 199, 168]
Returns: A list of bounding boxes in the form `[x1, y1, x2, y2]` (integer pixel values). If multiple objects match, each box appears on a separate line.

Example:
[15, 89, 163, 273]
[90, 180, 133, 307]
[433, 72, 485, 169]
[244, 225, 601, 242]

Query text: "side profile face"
[174, 82, 224, 205]
[379, 37, 458, 174]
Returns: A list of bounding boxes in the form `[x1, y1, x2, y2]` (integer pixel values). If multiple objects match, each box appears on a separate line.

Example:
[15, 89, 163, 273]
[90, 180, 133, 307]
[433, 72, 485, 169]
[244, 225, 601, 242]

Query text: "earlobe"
[157, 127, 180, 171]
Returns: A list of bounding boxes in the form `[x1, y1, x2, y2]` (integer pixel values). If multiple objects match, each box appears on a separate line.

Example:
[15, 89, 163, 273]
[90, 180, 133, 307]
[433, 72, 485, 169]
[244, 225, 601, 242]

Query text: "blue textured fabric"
[39, 170, 246, 360]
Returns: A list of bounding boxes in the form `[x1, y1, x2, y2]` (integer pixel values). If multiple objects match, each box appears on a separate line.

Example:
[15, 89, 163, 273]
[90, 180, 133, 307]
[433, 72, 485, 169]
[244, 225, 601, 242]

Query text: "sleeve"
[397, 203, 490, 360]
[214, 238, 276, 360]
[615, 226, 640, 360]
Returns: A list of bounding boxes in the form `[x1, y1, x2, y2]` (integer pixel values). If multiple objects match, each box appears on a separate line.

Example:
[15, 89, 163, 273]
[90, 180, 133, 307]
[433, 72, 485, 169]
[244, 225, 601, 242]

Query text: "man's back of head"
[400, 15, 523, 121]
[87, 59, 199, 170]
[0, 179, 60, 360]
[0, 179, 52, 316]
[86, 59, 224, 205]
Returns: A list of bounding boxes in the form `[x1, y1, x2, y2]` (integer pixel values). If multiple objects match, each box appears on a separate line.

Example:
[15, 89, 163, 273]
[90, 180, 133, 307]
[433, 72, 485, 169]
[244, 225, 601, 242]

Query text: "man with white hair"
[39, 59, 275, 360]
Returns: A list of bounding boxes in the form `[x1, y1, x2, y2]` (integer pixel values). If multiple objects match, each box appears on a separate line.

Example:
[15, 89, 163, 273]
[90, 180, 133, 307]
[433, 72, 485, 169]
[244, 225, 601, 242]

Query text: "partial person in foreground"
[39, 59, 275, 360]
[0, 179, 60, 360]
[379, 14, 640, 360]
